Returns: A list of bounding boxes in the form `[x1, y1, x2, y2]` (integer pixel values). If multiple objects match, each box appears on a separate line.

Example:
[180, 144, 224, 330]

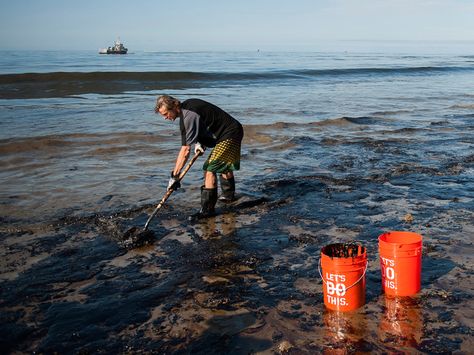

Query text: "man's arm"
[173, 145, 191, 176]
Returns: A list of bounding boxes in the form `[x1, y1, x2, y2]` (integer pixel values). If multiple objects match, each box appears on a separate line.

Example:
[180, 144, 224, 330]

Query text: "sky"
[0, 0, 473, 51]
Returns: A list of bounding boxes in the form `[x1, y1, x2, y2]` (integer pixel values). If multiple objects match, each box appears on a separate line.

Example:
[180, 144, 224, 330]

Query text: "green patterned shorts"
[203, 138, 241, 173]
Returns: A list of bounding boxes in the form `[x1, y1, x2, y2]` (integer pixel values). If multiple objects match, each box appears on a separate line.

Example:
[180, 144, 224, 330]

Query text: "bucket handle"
[318, 259, 368, 292]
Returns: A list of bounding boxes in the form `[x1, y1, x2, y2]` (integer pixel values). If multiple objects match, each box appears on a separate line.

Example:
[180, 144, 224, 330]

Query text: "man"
[155, 95, 244, 219]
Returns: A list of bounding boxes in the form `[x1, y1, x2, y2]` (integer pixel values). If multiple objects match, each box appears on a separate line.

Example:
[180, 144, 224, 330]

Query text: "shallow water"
[1, 49, 473, 353]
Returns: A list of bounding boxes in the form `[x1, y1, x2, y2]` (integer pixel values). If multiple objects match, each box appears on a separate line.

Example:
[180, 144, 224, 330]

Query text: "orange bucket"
[320, 243, 367, 312]
[378, 231, 423, 296]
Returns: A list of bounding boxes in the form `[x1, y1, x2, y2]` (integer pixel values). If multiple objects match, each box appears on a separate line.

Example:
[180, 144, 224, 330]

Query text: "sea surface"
[1, 47, 473, 221]
[1, 45, 473, 353]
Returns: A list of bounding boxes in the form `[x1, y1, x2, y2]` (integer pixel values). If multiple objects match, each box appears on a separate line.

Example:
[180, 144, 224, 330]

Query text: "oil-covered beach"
[1, 49, 473, 353]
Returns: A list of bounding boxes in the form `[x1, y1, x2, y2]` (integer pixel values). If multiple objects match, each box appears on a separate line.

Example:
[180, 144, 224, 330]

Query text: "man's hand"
[167, 171, 181, 190]
[194, 142, 206, 155]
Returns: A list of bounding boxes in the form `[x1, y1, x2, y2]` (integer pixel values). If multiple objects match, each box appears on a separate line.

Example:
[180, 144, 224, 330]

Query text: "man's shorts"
[203, 138, 241, 173]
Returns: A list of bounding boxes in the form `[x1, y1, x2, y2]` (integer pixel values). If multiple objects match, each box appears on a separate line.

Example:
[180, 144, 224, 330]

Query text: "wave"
[449, 103, 474, 109]
[0, 131, 171, 157]
[1, 65, 473, 99]
[0, 117, 380, 156]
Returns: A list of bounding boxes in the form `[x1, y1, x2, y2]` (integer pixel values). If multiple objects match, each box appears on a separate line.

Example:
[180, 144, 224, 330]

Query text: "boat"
[99, 38, 128, 54]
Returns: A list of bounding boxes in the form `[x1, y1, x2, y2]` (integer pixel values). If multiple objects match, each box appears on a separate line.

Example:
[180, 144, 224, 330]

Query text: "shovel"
[123, 150, 202, 241]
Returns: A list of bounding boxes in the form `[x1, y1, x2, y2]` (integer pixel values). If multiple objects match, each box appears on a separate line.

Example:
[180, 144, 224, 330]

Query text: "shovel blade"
[121, 226, 155, 249]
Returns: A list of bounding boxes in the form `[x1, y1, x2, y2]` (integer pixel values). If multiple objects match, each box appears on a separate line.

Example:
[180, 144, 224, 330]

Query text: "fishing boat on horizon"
[99, 38, 128, 54]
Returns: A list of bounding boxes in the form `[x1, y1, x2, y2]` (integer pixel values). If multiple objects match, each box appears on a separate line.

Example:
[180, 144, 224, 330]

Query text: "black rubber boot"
[218, 176, 236, 202]
[189, 186, 218, 221]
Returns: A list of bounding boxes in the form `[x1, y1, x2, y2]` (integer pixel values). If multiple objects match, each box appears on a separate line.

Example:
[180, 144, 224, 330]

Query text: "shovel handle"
[177, 150, 202, 180]
[144, 151, 202, 230]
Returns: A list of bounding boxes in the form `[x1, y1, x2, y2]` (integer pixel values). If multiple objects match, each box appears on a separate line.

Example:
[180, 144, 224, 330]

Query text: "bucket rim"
[378, 231, 422, 247]
[321, 242, 367, 260]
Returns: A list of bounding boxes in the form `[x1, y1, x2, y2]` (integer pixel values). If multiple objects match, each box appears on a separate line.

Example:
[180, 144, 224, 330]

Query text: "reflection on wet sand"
[323, 310, 368, 354]
[379, 296, 423, 350]
[196, 212, 238, 240]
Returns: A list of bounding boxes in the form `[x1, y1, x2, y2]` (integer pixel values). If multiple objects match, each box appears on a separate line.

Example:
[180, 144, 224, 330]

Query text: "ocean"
[1, 48, 473, 221]
[1, 45, 473, 353]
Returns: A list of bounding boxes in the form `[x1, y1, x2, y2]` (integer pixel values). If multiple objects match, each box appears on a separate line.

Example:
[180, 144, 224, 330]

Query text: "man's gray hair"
[155, 95, 181, 113]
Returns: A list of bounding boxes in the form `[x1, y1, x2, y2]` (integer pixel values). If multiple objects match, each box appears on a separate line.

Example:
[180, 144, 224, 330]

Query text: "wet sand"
[1, 120, 473, 354]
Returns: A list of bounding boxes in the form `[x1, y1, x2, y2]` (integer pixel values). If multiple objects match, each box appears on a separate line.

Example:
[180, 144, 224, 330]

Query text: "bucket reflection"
[323, 310, 367, 354]
[379, 296, 422, 348]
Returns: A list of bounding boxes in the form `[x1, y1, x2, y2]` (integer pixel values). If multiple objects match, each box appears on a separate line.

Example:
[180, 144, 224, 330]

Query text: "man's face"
[158, 106, 179, 121]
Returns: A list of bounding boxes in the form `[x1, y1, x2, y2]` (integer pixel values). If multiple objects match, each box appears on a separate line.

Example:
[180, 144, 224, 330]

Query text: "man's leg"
[189, 171, 217, 221]
[219, 171, 236, 202]
[204, 171, 217, 188]
[194, 136, 241, 219]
